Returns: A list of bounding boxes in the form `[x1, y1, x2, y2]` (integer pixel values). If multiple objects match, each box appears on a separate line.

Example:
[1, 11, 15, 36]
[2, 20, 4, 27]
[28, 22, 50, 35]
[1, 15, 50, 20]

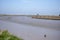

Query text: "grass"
[0, 30, 23, 40]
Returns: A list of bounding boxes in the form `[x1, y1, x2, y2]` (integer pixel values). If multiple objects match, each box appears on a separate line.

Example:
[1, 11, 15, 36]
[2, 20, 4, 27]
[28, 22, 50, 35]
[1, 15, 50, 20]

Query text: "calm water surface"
[0, 16, 60, 40]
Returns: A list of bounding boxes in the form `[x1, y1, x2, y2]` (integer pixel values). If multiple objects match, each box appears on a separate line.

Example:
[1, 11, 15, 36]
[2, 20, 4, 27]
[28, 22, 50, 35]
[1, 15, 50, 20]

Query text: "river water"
[0, 16, 60, 40]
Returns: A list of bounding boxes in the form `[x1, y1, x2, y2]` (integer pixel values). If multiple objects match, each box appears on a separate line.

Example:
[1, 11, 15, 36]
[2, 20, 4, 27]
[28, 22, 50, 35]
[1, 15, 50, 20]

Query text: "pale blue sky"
[0, 0, 60, 15]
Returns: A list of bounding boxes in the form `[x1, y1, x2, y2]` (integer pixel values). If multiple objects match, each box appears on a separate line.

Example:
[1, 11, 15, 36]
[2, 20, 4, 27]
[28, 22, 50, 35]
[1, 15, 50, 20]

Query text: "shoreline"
[32, 15, 60, 20]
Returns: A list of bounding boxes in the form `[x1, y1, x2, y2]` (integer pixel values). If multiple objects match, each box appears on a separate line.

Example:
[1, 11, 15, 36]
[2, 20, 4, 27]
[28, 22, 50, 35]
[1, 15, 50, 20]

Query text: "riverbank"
[32, 15, 60, 20]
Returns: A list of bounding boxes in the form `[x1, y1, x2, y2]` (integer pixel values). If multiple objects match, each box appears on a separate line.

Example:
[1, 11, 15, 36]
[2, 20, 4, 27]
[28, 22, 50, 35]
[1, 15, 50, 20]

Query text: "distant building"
[37, 14, 39, 16]
[59, 14, 60, 16]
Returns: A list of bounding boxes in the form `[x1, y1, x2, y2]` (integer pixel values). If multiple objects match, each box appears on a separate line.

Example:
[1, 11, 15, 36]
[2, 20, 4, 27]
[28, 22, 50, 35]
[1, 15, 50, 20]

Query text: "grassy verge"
[0, 30, 23, 40]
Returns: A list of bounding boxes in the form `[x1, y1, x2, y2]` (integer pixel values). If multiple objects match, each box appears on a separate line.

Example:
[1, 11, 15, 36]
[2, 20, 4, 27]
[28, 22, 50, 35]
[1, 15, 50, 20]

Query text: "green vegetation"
[0, 30, 23, 40]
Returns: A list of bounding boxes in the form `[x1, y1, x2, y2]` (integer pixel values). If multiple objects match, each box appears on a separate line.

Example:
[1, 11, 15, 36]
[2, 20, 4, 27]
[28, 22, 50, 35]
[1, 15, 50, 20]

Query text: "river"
[0, 16, 60, 40]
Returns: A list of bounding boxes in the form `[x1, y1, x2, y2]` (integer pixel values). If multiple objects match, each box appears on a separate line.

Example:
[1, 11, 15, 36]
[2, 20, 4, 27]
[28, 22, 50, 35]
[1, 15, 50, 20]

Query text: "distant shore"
[32, 15, 60, 20]
[0, 14, 60, 20]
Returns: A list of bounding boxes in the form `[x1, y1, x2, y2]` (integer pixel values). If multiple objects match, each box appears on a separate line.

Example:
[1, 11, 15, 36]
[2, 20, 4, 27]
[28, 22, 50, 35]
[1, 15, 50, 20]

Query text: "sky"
[0, 0, 60, 15]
